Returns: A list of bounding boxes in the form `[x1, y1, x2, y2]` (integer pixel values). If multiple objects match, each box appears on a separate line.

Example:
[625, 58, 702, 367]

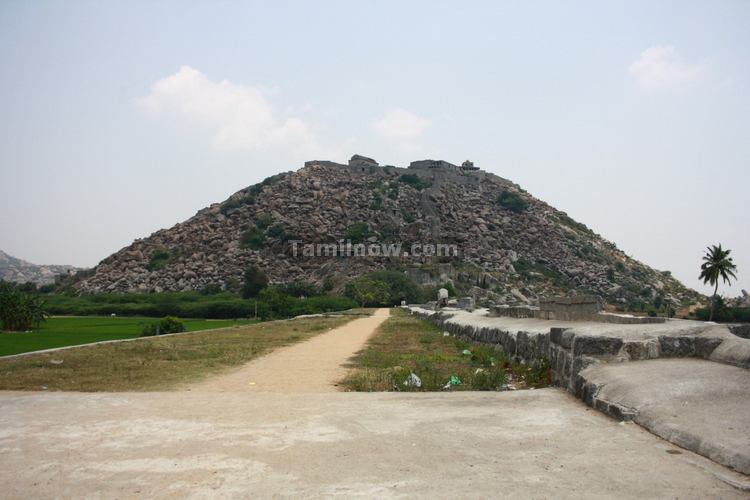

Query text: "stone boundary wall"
[407, 307, 750, 477]
[491, 305, 539, 318]
[409, 308, 749, 409]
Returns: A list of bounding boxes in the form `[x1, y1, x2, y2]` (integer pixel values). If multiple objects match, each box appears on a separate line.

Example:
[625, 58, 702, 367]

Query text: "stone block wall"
[491, 305, 540, 319]
[409, 308, 746, 417]
[539, 296, 600, 320]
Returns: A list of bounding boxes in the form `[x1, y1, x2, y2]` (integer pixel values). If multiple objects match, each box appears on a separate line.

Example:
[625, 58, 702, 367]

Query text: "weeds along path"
[190, 309, 390, 392]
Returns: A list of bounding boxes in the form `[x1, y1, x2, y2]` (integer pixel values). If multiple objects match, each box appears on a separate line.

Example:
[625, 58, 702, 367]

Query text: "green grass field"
[0, 316, 257, 356]
[0, 314, 363, 391]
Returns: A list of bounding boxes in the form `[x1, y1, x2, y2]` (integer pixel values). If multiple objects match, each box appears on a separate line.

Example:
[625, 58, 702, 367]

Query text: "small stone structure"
[457, 296, 475, 311]
[491, 296, 666, 324]
[539, 296, 600, 321]
[492, 305, 539, 318]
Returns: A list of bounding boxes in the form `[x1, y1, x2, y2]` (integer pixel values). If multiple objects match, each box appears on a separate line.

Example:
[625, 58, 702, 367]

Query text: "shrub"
[242, 266, 268, 298]
[220, 193, 255, 215]
[256, 287, 294, 320]
[0, 282, 47, 331]
[555, 212, 593, 235]
[146, 249, 170, 271]
[240, 227, 266, 249]
[266, 223, 286, 239]
[496, 190, 528, 213]
[344, 278, 391, 306]
[398, 174, 431, 191]
[370, 192, 383, 210]
[42, 291, 252, 319]
[345, 270, 424, 306]
[140, 316, 186, 336]
[199, 283, 222, 295]
[278, 281, 318, 298]
[345, 223, 371, 244]
[695, 298, 750, 323]
[440, 281, 457, 297]
[255, 214, 274, 230]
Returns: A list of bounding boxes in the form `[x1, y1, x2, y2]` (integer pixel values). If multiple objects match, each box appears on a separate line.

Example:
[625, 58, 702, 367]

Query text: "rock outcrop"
[0, 250, 80, 286]
[73, 155, 702, 307]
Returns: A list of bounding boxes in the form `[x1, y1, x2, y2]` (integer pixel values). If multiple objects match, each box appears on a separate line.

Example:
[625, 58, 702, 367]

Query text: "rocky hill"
[0, 250, 80, 286]
[74, 155, 703, 308]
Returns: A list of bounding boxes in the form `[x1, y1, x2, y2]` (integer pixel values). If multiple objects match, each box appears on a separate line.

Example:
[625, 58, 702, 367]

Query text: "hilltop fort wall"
[304, 154, 491, 186]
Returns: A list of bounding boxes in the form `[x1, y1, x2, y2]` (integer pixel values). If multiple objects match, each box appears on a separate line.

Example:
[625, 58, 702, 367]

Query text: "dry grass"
[0, 313, 367, 392]
[341, 309, 550, 392]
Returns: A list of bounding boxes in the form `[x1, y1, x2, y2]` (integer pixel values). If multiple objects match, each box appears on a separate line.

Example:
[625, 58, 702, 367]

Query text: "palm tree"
[699, 244, 738, 321]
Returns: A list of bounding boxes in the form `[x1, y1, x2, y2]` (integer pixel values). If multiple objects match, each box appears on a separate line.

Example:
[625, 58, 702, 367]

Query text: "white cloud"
[371, 107, 431, 140]
[629, 45, 702, 91]
[139, 66, 332, 156]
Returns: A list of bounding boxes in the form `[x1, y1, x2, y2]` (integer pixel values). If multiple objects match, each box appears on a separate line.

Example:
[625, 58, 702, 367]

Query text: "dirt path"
[190, 308, 390, 392]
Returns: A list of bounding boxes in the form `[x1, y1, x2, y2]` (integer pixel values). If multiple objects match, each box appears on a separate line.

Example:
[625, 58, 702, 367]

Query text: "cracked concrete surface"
[1, 389, 748, 498]
[581, 358, 750, 475]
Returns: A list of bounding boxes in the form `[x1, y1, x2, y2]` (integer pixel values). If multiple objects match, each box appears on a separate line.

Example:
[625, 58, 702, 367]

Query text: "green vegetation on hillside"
[344, 222, 371, 243]
[496, 190, 528, 213]
[398, 174, 432, 191]
[146, 249, 171, 271]
[240, 227, 266, 249]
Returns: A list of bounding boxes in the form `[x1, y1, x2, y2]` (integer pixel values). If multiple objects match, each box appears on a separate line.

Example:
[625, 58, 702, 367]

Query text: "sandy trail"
[190, 308, 390, 392]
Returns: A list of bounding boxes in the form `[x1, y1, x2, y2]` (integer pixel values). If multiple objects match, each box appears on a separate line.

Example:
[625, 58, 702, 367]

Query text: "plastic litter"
[443, 331, 450, 337]
[403, 372, 422, 388]
[450, 375, 462, 386]
[49, 359, 64, 365]
[462, 349, 471, 356]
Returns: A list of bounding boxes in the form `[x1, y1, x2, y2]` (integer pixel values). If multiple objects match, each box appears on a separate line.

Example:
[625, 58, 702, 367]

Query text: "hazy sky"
[1, 1, 748, 296]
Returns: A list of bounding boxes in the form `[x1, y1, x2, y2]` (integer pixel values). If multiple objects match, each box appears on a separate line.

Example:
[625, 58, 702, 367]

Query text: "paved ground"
[1, 389, 747, 499]
[582, 358, 750, 475]
[190, 308, 390, 392]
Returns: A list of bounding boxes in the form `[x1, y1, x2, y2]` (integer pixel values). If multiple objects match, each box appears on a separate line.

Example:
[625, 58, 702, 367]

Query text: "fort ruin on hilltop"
[304, 154, 491, 186]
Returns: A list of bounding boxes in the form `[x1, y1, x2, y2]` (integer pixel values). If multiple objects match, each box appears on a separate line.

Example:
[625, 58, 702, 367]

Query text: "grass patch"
[340, 309, 550, 392]
[0, 316, 258, 356]
[0, 314, 363, 391]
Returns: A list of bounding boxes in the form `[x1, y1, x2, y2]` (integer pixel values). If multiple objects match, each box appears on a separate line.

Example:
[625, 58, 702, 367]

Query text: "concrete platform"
[581, 358, 750, 475]
[0, 389, 747, 498]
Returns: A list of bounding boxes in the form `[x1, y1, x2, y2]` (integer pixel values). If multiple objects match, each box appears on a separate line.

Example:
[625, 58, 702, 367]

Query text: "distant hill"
[73, 154, 702, 309]
[0, 250, 80, 286]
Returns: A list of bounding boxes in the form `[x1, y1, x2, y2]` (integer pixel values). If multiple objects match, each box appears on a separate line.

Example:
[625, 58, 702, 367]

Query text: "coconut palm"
[699, 244, 738, 321]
